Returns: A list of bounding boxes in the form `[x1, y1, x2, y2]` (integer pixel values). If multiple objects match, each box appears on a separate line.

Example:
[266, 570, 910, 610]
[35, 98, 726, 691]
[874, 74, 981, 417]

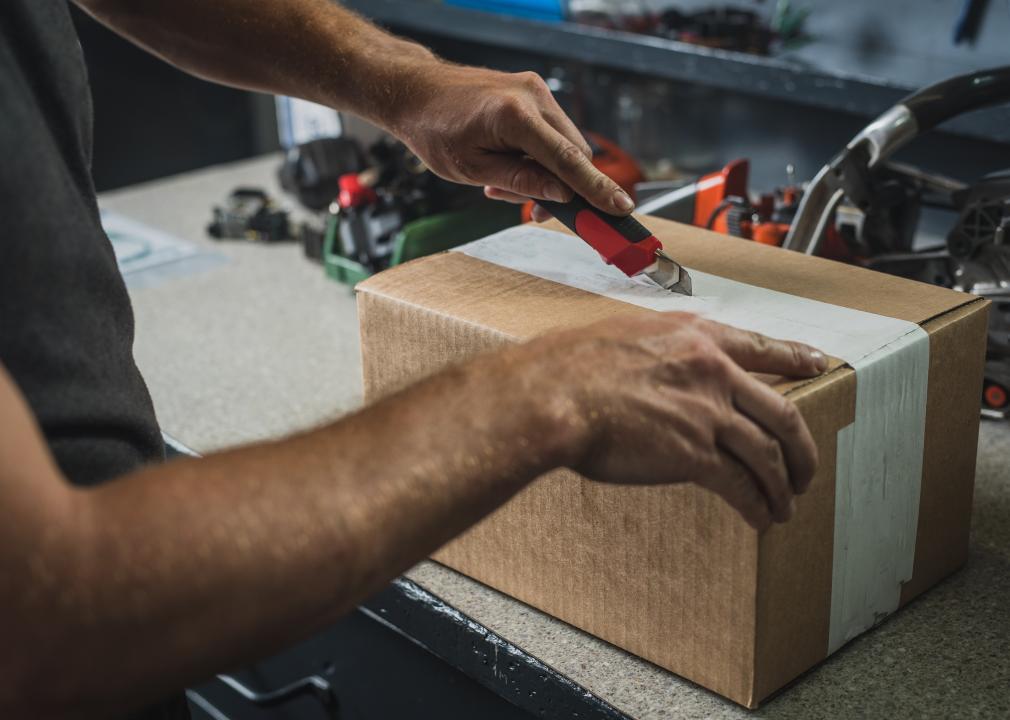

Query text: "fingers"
[486, 72, 625, 214]
[706, 452, 773, 531]
[707, 322, 828, 378]
[718, 416, 794, 523]
[501, 117, 634, 215]
[475, 154, 572, 203]
[729, 366, 818, 494]
[483, 189, 553, 223]
[484, 187, 529, 204]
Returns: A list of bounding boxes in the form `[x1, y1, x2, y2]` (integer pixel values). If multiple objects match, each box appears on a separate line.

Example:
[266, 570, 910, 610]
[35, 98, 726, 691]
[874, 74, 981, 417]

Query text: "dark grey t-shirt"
[1, 2, 187, 717]
[0, 3, 164, 480]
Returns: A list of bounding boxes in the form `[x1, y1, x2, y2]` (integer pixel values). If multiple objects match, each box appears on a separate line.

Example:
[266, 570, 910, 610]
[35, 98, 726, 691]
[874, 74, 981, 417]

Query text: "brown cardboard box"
[356, 217, 989, 708]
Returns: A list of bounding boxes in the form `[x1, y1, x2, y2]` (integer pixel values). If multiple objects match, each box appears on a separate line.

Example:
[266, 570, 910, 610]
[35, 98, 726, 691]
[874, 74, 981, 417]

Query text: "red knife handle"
[538, 196, 660, 277]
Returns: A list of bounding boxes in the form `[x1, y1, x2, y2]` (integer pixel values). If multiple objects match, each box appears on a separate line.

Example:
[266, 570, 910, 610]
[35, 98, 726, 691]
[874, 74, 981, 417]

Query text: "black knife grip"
[539, 195, 652, 243]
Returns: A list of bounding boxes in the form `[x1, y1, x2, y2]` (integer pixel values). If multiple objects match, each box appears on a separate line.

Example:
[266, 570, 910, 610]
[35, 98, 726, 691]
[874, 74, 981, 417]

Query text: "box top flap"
[358, 216, 976, 339]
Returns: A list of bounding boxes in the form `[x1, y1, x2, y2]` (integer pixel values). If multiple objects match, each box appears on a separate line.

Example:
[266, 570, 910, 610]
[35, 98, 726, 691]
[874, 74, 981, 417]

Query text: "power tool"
[641, 66, 1010, 417]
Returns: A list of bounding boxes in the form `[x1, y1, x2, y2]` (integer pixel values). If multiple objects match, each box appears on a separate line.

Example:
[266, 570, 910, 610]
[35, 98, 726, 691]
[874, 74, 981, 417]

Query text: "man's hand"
[506, 312, 826, 530]
[392, 64, 634, 216]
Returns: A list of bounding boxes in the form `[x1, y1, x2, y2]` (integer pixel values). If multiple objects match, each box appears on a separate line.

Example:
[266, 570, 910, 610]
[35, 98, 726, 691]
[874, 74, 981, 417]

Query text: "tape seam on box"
[453, 225, 929, 653]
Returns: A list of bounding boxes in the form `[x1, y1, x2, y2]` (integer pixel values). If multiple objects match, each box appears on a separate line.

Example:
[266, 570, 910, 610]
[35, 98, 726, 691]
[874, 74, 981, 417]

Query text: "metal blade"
[644, 249, 692, 295]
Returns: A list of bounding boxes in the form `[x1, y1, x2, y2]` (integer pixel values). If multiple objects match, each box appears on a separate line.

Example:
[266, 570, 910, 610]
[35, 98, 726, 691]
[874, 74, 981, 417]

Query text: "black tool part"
[215, 673, 338, 715]
[278, 137, 367, 212]
[300, 221, 327, 263]
[538, 195, 652, 243]
[901, 65, 1010, 133]
[207, 187, 290, 242]
[953, 0, 991, 45]
[947, 172, 1010, 258]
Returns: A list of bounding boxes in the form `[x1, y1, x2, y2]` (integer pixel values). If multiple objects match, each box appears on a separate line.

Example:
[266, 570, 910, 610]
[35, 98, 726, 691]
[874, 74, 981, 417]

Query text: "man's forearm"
[3, 351, 572, 717]
[74, 0, 436, 133]
[75, 0, 641, 214]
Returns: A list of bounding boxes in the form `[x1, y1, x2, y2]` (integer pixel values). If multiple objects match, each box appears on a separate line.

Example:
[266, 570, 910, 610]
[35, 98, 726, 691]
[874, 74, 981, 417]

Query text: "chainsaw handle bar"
[904, 66, 1010, 133]
[782, 65, 1010, 254]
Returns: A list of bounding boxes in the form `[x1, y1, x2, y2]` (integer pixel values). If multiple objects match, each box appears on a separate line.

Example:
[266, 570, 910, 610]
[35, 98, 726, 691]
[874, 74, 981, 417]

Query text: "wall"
[643, 0, 1010, 87]
[71, 7, 279, 191]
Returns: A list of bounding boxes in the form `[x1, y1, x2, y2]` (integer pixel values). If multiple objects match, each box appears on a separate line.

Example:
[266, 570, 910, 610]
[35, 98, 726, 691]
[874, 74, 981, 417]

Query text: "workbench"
[102, 154, 1010, 719]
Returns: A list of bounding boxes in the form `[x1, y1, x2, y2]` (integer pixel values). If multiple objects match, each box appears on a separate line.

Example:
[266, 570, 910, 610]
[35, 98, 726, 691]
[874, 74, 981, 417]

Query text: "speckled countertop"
[104, 154, 1010, 719]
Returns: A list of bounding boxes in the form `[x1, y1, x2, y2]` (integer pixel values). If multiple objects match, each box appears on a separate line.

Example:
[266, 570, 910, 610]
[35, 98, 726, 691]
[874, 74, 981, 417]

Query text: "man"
[0, 1, 827, 717]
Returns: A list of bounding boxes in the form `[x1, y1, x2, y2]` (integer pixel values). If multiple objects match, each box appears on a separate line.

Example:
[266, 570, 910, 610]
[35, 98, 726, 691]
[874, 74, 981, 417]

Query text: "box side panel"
[434, 474, 760, 706]
[357, 289, 515, 402]
[899, 300, 989, 603]
[752, 370, 857, 704]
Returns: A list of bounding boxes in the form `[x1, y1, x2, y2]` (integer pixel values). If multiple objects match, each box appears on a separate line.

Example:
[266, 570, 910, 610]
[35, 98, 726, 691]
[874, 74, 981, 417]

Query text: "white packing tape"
[830, 331, 928, 652]
[454, 225, 929, 653]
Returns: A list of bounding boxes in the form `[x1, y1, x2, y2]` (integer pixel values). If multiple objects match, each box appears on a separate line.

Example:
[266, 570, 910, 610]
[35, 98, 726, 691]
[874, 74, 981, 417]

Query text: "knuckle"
[496, 94, 526, 121]
[684, 317, 723, 346]
[507, 164, 542, 196]
[769, 481, 792, 508]
[750, 331, 771, 356]
[685, 313, 712, 330]
[555, 142, 587, 174]
[788, 341, 805, 368]
[589, 171, 619, 198]
[450, 154, 478, 182]
[518, 71, 547, 93]
[695, 401, 723, 438]
[765, 436, 786, 469]
[779, 399, 803, 434]
[688, 349, 729, 380]
[667, 310, 701, 326]
[680, 334, 712, 357]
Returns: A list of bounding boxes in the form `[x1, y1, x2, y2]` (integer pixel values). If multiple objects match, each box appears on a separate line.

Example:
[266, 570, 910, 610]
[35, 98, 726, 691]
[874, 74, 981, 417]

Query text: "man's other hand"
[503, 312, 827, 531]
[396, 64, 634, 216]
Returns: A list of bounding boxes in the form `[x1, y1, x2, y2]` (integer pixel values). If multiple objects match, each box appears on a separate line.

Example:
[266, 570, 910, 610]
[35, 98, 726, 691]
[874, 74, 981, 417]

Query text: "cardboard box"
[356, 217, 988, 708]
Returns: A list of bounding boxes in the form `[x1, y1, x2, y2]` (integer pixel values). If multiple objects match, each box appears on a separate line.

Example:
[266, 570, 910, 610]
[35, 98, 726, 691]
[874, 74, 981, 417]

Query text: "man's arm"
[0, 344, 565, 717]
[1, 313, 824, 718]
[73, 0, 633, 216]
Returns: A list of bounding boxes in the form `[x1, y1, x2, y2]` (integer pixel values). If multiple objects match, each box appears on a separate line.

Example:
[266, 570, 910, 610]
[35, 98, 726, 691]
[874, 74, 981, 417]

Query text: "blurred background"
[75, 0, 1009, 193]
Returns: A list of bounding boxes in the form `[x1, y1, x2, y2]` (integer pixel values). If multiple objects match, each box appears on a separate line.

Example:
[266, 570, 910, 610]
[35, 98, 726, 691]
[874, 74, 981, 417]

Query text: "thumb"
[474, 154, 572, 203]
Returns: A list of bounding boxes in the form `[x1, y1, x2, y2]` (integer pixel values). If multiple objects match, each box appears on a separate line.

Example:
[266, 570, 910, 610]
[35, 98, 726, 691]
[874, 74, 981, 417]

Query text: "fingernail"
[531, 204, 551, 223]
[544, 182, 567, 202]
[810, 350, 827, 372]
[613, 190, 635, 212]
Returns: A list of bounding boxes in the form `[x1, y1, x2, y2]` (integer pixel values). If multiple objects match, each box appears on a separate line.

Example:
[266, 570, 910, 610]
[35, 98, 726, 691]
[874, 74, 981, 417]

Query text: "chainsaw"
[639, 66, 1010, 418]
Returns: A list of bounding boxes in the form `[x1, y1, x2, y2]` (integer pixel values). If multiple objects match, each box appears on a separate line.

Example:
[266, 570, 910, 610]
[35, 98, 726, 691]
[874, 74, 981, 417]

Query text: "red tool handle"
[538, 196, 661, 277]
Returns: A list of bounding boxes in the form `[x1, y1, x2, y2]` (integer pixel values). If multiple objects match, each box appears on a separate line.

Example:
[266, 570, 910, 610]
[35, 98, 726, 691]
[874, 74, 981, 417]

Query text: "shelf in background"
[343, 0, 1010, 146]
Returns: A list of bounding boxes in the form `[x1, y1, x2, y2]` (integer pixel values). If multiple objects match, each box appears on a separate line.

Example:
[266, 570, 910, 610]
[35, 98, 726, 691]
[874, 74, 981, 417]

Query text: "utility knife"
[538, 195, 693, 295]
